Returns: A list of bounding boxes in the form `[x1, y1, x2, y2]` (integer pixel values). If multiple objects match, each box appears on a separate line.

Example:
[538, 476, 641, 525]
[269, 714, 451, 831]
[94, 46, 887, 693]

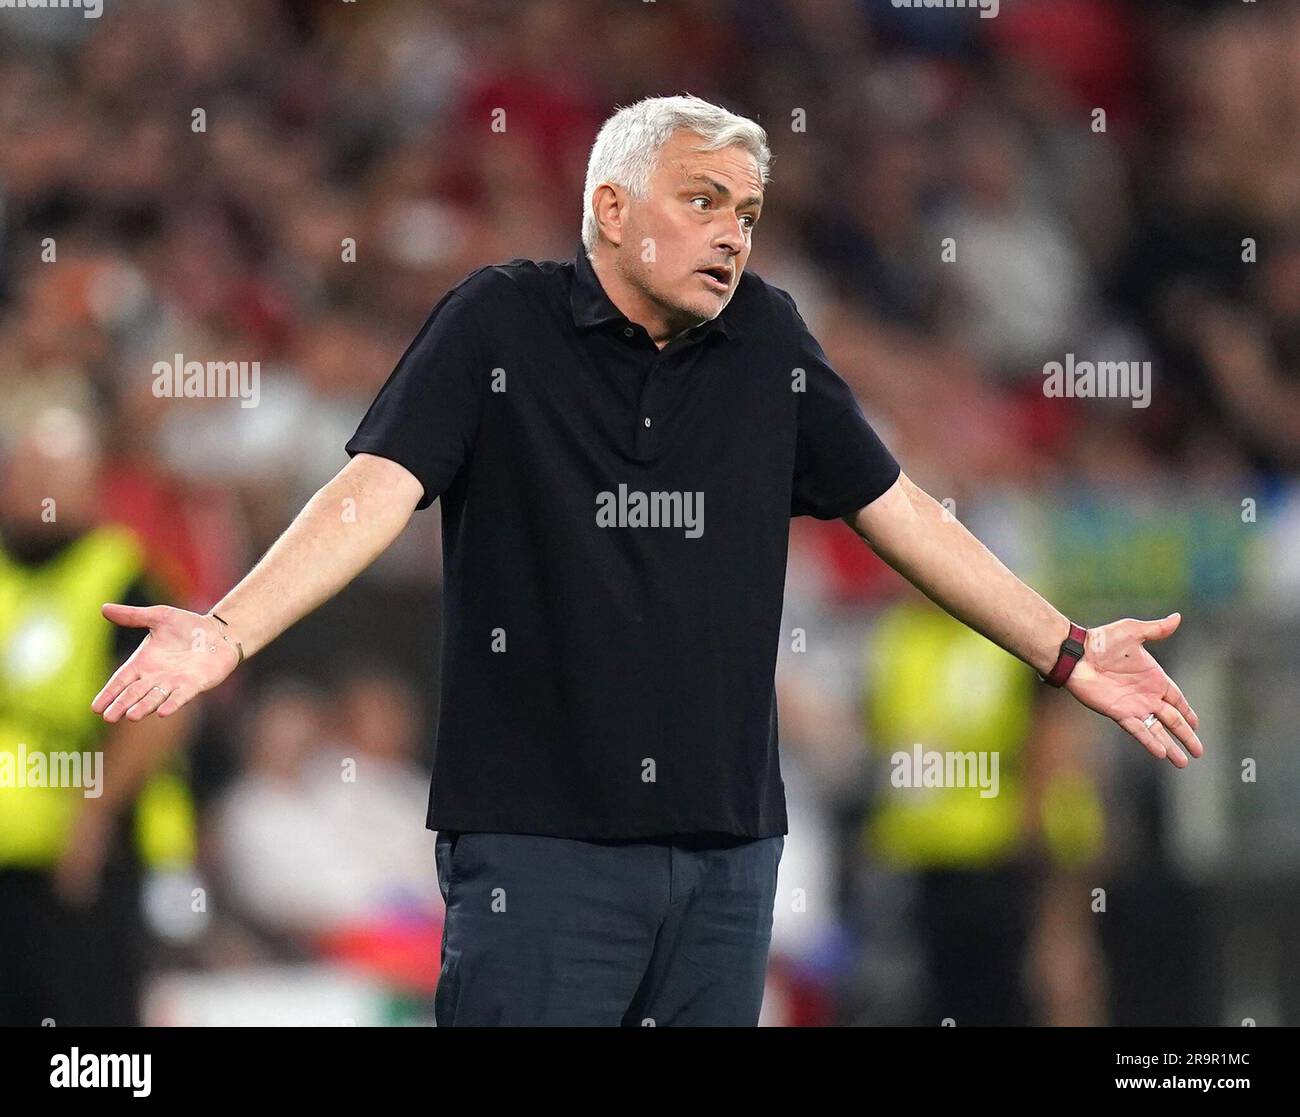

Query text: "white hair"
[580, 93, 772, 257]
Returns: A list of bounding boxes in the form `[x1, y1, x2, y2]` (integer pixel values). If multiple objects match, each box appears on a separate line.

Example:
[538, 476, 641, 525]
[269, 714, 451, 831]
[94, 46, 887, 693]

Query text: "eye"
[740, 214, 757, 229]
[690, 195, 712, 210]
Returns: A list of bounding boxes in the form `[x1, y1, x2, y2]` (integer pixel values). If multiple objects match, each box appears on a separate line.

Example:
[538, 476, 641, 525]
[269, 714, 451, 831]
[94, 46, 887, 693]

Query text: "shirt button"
[623, 326, 634, 338]
[644, 417, 652, 428]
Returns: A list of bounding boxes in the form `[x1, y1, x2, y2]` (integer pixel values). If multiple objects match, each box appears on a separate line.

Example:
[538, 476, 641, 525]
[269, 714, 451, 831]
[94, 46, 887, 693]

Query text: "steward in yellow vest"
[862, 598, 1103, 871]
[0, 522, 197, 873]
[859, 597, 1106, 1025]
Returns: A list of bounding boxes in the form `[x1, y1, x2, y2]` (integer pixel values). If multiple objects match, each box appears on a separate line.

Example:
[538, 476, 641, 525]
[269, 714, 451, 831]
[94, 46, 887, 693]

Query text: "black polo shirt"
[344, 243, 900, 842]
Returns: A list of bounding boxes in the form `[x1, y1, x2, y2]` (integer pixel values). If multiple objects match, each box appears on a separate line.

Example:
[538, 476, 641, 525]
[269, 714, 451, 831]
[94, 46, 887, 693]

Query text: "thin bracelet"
[210, 612, 245, 666]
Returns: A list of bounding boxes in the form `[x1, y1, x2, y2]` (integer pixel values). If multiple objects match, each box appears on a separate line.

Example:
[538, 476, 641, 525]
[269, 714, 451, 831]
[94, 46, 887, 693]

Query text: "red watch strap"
[1043, 622, 1087, 687]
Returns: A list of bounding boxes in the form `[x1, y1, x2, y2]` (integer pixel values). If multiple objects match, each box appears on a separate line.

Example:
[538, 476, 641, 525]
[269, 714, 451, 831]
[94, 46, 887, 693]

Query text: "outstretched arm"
[91, 452, 424, 723]
[844, 471, 1204, 767]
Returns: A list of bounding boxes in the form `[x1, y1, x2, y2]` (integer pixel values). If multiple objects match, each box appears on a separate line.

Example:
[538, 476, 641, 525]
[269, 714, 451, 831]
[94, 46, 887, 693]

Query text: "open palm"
[91, 604, 238, 722]
[1065, 612, 1203, 767]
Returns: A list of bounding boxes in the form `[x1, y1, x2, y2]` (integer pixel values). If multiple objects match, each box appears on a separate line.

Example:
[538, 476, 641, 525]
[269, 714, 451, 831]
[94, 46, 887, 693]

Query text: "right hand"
[91, 604, 241, 722]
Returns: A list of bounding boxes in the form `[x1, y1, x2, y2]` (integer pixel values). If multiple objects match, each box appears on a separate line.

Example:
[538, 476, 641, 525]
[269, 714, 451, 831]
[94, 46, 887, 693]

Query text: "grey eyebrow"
[687, 174, 763, 210]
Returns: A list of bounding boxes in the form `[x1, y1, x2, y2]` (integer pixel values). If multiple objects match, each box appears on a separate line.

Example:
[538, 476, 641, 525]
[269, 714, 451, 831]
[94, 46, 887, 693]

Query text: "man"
[1, 407, 197, 1025]
[92, 94, 1203, 1027]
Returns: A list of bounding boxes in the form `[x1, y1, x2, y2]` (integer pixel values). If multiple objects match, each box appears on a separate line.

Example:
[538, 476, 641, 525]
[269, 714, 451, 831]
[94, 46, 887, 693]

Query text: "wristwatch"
[1038, 622, 1087, 687]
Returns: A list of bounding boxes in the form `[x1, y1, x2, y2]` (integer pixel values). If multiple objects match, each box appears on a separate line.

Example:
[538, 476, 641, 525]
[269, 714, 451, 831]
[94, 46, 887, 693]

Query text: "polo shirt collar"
[570, 243, 739, 342]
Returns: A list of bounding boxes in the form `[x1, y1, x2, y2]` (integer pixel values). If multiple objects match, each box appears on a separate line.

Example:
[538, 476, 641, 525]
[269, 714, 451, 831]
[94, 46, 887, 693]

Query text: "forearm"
[847, 472, 1071, 676]
[208, 457, 417, 658]
[1208, 350, 1300, 466]
[87, 703, 196, 816]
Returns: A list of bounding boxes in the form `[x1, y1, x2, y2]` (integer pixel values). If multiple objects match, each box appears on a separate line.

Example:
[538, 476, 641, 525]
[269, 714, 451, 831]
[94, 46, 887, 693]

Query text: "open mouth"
[697, 265, 731, 292]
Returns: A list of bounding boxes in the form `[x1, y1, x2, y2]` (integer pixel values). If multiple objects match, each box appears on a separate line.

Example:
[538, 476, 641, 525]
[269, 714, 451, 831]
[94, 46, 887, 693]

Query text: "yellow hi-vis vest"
[0, 524, 196, 870]
[862, 600, 1102, 870]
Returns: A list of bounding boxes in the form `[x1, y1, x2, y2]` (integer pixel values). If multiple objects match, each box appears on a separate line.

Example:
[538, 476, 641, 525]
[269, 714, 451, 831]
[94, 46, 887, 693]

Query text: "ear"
[591, 182, 626, 249]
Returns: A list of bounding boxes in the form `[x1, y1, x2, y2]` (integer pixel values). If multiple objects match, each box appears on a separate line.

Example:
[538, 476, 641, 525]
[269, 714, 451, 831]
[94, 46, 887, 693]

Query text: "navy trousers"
[433, 830, 784, 1026]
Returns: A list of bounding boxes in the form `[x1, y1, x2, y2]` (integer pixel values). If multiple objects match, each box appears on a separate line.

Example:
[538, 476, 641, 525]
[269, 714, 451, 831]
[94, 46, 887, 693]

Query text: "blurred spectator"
[213, 669, 438, 941]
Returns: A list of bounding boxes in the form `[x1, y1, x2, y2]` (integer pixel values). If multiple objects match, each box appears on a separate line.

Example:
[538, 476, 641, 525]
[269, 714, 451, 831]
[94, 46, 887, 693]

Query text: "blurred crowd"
[1, 0, 1297, 1026]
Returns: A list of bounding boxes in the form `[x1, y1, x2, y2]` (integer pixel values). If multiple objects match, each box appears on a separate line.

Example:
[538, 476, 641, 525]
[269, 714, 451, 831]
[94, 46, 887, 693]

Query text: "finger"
[91, 666, 139, 715]
[1120, 715, 1168, 761]
[156, 685, 193, 718]
[1162, 677, 1199, 731]
[123, 683, 172, 722]
[1139, 612, 1181, 643]
[1158, 700, 1203, 758]
[1147, 717, 1188, 768]
[1150, 716, 1189, 767]
[1159, 726, 1189, 768]
[102, 678, 157, 724]
[101, 602, 161, 629]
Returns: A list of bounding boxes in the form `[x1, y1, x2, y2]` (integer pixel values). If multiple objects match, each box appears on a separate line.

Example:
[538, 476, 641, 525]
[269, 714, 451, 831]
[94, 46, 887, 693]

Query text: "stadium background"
[0, 0, 1297, 1026]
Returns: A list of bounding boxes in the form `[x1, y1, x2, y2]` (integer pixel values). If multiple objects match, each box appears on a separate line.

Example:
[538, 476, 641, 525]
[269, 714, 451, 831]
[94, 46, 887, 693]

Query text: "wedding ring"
[1142, 713, 1158, 730]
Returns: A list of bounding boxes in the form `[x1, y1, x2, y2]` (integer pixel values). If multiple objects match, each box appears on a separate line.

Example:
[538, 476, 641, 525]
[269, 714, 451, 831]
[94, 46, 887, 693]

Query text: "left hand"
[52, 809, 114, 907]
[1064, 612, 1204, 768]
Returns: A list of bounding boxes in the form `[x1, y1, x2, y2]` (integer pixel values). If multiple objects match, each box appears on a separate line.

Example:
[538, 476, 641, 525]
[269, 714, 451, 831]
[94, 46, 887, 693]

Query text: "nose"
[711, 212, 746, 254]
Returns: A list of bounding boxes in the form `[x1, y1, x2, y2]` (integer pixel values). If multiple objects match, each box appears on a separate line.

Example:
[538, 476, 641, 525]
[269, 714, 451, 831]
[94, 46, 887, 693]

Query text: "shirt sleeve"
[783, 291, 901, 520]
[344, 289, 486, 511]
